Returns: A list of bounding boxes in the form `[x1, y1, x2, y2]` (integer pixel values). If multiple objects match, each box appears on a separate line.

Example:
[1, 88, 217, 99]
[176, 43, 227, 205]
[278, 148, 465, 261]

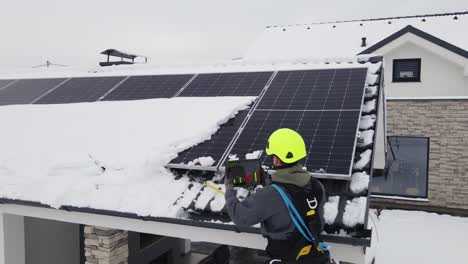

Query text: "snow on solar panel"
[177, 72, 273, 97]
[101, 74, 193, 101]
[0, 78, 67, 106]
[171, 110, 249, 166]
[34, 77, 125, 104]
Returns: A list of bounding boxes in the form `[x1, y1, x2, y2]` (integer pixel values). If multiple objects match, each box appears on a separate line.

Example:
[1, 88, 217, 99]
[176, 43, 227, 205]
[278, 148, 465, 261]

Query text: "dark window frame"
[372, 135, 430, 198]
[392, 58, 422, 82]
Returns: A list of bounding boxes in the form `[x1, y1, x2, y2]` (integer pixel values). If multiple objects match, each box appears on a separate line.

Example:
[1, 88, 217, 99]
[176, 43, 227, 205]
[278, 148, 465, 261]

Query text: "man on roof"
[225, 128, 332, 264]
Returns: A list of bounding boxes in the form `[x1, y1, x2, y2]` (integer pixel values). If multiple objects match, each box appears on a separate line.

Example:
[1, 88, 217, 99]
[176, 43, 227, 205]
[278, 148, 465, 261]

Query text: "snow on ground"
[374, 210, 468, 264]
[0, 96, 255, 217]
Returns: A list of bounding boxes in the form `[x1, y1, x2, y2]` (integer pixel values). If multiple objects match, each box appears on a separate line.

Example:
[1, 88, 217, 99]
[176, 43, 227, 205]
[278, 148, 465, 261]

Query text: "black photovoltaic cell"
[34, 77, 125, 104]
[0, 80, 15, 90]
[0, 78, 66, 106]
[171, 110, 249, 166]
[228, 110, 360, 175]
[257, 68, 367, 110]
[102, 74, 193, 101]
[178, 72, 273, 97]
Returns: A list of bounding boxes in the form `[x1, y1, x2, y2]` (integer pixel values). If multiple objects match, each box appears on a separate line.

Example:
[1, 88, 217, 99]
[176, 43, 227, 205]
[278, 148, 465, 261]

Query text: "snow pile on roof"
[354, 149, 373, 170]
[244, 14, 468, 60]
[0, 97, 255, 217]
[323, 196, 340, 225]
[362, 99, 376, 113]
[342, 197, 367, 227]
[375, 210, 468, 264]
[357, 130, 375, 147]
[350, 172, 370, 194]
[359, 114, 376, 130]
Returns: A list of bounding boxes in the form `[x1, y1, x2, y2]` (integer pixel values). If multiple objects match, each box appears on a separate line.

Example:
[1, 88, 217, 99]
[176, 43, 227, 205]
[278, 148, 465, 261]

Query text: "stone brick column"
[84, 226, 129, 264]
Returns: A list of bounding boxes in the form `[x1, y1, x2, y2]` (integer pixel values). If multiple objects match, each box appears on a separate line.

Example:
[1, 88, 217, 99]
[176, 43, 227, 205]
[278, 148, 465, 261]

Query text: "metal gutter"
[0, 197, 370, 247]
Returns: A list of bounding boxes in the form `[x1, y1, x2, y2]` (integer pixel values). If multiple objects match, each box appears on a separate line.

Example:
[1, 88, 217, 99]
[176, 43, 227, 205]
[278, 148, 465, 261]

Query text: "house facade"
[244, 13, 468, 214]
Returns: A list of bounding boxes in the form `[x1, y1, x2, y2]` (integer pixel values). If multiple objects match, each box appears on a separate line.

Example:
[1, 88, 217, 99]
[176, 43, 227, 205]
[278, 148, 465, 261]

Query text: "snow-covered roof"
[244, 13, 468, 61]
[0, 56, 373, 80]
[0, 97, 255, 217]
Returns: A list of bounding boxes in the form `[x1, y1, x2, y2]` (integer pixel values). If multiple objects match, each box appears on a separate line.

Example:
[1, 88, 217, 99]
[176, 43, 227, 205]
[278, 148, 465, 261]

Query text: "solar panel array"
[0, 68, 368, 177]
[178, 72, 273, 97]
[227, 68, 367, 175]
[0, 80, 15, 90]
[35, 77, 125, 104]
[0, 78, 66, 106]
[102, 74, 193, 101]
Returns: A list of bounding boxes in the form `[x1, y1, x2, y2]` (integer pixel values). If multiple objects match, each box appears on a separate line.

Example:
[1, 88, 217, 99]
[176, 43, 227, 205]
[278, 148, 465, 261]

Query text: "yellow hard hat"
[265, 128, 307, 163]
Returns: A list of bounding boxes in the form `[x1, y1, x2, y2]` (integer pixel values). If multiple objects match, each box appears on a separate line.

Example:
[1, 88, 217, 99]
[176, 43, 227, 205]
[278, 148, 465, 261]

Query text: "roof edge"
[359, 25, 468, 59]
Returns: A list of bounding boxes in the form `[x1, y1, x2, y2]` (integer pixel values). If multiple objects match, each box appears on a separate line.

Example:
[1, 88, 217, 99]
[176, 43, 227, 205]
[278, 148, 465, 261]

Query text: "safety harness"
[272, 184, 329, 261]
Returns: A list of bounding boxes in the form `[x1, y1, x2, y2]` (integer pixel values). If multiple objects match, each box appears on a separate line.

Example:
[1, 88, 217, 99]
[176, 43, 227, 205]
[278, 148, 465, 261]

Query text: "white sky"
[0, 0, 467, 70]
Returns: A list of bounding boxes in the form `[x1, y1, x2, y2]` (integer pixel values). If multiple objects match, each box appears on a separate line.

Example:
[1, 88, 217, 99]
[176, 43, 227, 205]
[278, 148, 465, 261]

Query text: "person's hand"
[224, 175, 234, 189]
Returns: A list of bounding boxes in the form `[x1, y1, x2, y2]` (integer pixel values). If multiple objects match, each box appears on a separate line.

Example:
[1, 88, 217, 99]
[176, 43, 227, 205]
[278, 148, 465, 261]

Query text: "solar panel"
[256, 68, 367, 110]
[34, 77, 125, 104]
[0, 78, 67, 106]
[177, 72, 273, 97]
[101, 74, 193, 101]
[220, 68, 368, 176]
[0, 80, 15, 90]
[227, 110, 360, 175]
[171, 110, 249, 166]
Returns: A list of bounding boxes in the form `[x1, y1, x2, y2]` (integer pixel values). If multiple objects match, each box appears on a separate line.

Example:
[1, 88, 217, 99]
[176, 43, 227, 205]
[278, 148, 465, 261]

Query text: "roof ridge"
[266, 11, 468, 28]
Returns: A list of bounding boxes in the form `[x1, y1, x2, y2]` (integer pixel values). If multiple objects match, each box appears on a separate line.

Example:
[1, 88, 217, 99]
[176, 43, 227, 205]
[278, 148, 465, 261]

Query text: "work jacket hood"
[271, 163, 310, 187]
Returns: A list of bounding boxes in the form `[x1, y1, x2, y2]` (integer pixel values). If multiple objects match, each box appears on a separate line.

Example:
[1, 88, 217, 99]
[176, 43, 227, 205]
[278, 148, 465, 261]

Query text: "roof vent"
[360, 23, 363, 26]
[422, 18, 426, 22]
[307, 27, 310, 30]
[333, 25, 336, 28]
[454, 16, 458, 20]
[282, 28, 286, 31]
[361, 37, 367, 47]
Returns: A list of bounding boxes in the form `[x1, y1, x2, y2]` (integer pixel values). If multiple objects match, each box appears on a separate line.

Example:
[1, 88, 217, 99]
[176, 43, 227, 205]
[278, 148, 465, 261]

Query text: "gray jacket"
[225, 185, 295, 239]
[225, 164, 325, 240]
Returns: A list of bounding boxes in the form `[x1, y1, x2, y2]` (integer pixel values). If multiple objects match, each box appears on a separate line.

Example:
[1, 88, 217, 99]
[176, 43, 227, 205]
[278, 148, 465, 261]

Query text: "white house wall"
[382, 42, 468, 97]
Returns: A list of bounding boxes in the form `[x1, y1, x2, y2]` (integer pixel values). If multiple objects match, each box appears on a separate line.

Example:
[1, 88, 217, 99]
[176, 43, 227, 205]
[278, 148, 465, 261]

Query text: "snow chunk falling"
[323, 196, 340, 225]
[342, 197, 367, 227]
[359, 114, 376, 130]
[0, 96, 255, 217]
[362, 99, 376, 113]
[350, 172, 370, 194]
[354, 149, 372, 170]
[357, 130, 374, 148]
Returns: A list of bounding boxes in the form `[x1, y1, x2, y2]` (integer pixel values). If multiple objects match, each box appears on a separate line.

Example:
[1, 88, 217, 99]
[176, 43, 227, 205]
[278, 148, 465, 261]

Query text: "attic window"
[392, 58, 421, 82]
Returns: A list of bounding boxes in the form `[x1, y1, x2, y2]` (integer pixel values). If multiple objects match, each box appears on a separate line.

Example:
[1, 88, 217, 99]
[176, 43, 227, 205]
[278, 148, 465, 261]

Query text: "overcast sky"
[1, 0, 467, 70]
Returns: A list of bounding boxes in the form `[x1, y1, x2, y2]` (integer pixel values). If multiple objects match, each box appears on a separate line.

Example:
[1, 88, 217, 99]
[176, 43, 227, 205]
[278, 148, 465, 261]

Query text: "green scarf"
[271, 163, 311, 187]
